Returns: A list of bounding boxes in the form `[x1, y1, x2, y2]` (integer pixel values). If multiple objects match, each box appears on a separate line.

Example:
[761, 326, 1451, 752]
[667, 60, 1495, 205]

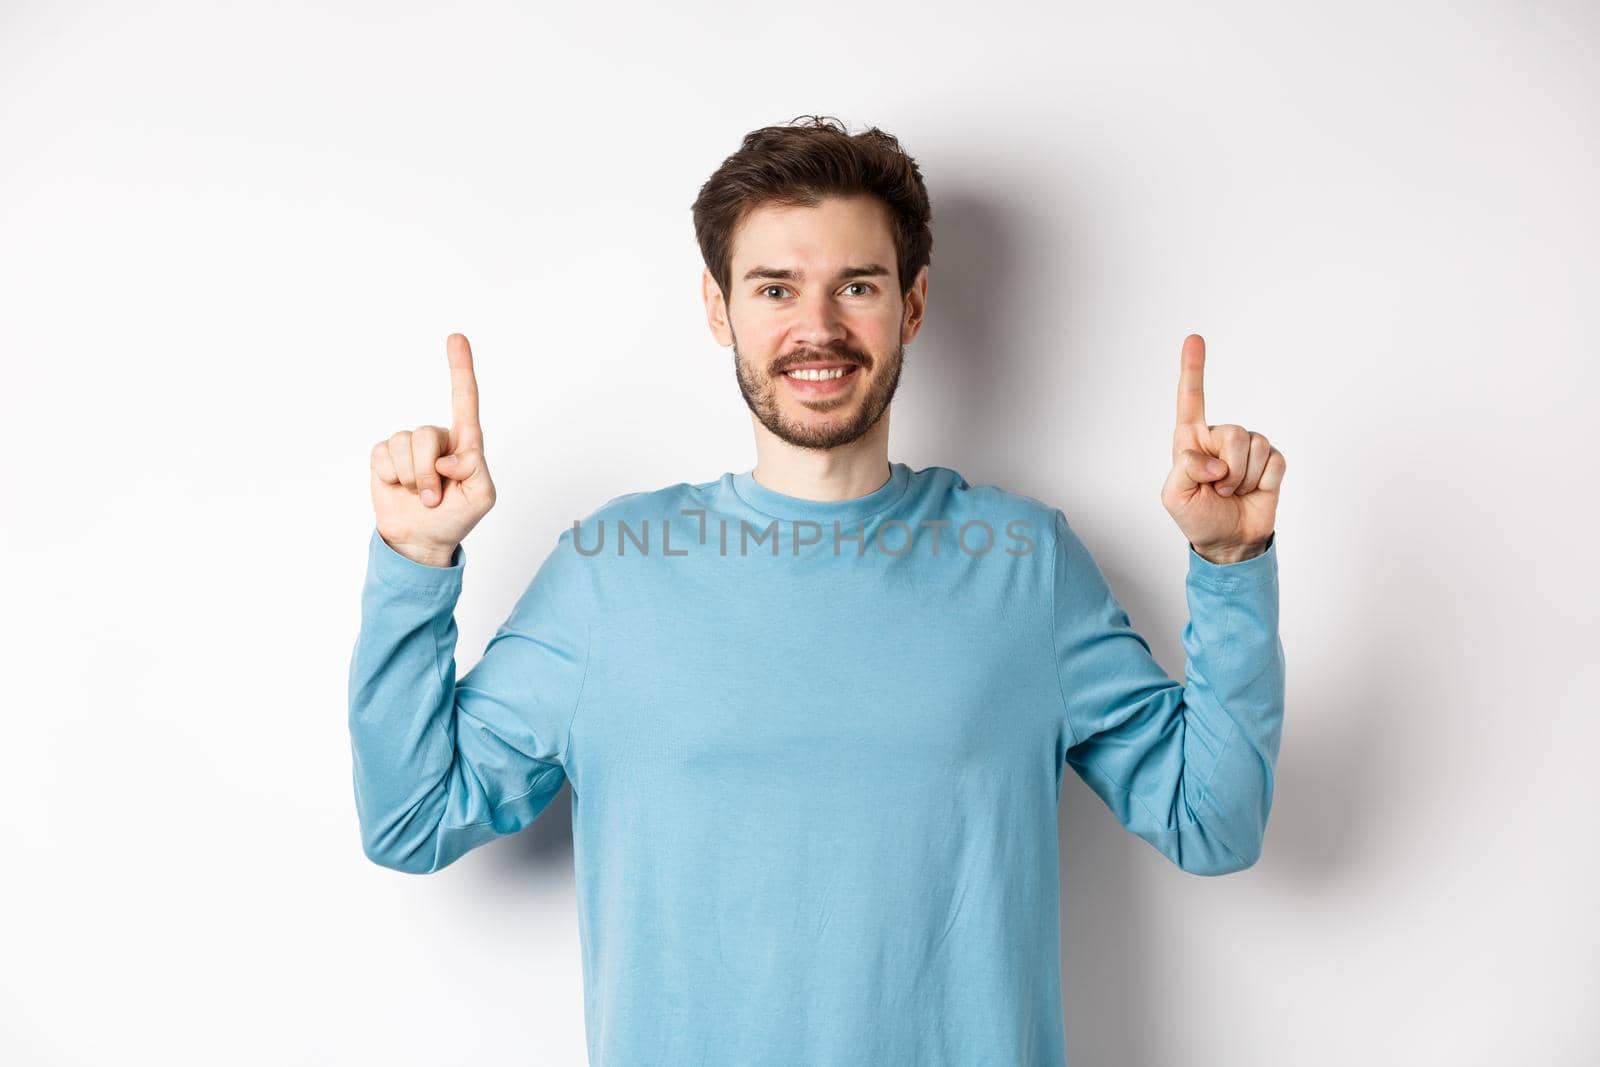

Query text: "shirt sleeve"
[1051, 509, 1285, 875]
[347, 526, 594, 874]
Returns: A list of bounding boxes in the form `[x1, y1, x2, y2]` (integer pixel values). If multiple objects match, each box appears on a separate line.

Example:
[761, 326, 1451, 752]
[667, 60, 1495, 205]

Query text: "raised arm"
[1054, 512, 1285, 875]
[348, 334, 591, 874]
[1055, 334, 1289, 875]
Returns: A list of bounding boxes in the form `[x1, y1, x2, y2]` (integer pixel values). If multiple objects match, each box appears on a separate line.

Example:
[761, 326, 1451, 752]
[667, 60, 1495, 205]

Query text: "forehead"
[729, 194, 896, 274]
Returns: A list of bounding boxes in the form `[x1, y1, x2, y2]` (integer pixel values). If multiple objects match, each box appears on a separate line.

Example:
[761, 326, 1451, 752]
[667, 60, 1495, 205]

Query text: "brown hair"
[691, 114, 934, 303]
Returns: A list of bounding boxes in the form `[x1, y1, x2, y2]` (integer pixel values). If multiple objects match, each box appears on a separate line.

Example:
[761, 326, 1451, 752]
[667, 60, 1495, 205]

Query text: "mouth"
[778, 362, 862, 398]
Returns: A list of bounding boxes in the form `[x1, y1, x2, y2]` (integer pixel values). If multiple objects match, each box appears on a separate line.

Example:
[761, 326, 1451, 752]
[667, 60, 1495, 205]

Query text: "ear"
[702, 268, 733, 346]
[900, 263, 929, 344]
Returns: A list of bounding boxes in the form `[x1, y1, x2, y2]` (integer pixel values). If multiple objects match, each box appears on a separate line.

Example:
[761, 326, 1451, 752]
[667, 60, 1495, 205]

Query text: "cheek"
[734, 314, 787, 351]
[862, 307, 905, 341]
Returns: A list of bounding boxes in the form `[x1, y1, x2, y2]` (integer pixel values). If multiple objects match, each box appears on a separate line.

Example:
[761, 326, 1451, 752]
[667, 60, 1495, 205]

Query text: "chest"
[574, 561, 1053, 793]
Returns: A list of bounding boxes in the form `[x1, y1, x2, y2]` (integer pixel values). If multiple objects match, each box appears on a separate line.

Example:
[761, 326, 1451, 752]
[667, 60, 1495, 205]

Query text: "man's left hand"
[1160, 334, 1287, 565]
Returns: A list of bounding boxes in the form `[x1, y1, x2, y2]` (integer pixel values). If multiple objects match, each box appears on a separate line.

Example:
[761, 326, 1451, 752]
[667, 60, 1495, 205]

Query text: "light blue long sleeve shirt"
[348, 461, 1285, 1065]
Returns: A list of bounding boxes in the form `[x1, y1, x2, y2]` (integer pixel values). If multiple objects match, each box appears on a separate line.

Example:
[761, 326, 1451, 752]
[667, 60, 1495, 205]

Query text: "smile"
[780, 364, 861, 397]
[784, 366, 856, 381]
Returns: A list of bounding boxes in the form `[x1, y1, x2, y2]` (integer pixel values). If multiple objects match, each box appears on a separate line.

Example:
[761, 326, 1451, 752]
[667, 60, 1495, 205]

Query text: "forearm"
[1176, 532, 1286, 870]
[347, 527, 470, 874]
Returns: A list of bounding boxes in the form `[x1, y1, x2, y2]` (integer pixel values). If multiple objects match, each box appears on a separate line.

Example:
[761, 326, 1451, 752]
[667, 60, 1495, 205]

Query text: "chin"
[782, 404, 859, 426]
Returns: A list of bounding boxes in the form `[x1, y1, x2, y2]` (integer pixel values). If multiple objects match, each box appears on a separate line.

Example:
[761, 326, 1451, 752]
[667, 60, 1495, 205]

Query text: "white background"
[2, 1, 1595, 1064]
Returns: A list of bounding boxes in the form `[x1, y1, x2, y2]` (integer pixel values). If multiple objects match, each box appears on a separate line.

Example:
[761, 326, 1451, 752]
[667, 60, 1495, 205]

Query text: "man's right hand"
[369, 333, 497, 567]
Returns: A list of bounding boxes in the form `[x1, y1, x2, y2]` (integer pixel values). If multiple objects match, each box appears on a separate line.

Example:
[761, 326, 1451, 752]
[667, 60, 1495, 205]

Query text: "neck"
[746, 411, 893, 501]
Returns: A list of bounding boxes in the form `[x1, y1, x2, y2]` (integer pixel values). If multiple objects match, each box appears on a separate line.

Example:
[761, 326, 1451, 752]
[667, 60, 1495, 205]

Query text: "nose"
[791, 288, 849, 349]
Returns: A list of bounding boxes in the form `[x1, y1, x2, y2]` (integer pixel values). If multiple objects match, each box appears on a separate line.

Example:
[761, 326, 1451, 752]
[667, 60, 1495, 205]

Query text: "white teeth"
[785, 367, 850, 381]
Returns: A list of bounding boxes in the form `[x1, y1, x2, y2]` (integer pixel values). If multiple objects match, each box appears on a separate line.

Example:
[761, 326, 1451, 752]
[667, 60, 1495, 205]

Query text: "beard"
[731, 330, 907, 451]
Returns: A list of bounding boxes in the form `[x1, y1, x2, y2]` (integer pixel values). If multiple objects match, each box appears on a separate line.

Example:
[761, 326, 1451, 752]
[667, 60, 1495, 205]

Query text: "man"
[349, 116, 1287, 1065]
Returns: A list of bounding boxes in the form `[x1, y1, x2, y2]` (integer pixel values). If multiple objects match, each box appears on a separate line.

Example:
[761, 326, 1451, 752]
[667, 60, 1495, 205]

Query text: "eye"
[759, 282, 875, 300]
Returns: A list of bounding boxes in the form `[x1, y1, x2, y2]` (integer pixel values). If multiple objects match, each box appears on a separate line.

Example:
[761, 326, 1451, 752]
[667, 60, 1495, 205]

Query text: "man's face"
[703, 194, 927, 451]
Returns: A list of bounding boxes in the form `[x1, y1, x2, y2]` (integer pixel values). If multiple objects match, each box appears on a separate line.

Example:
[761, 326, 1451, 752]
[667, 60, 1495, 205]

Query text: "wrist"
[1189, 535, 1271, 565]
[385, 536, 459, 568]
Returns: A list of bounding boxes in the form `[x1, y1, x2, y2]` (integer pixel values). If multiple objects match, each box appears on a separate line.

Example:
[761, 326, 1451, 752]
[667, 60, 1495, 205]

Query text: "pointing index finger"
[446, 333, 482, 452]
[1176, 333, 1207, 429]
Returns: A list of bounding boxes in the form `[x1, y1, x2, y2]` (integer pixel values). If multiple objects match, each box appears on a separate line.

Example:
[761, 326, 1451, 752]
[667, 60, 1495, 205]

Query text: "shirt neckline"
[729, 461, 911, 523]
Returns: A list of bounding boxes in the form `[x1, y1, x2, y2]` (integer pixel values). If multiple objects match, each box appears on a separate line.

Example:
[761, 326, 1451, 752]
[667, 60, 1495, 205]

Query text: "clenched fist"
[370, 333, 497, 567]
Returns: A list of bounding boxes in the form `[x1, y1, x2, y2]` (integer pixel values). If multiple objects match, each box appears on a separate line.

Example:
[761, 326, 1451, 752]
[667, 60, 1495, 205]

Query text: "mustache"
[772, 346, 871, 375]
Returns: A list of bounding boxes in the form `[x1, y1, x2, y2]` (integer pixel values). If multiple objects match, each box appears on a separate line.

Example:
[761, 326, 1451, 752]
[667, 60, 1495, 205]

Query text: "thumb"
[1169, 448, 1227, 493]
[436, 448, 491, 492]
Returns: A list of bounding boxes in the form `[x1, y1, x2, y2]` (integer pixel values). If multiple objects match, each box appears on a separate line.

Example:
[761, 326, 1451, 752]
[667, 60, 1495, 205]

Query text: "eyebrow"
[741, 263, 894, 283]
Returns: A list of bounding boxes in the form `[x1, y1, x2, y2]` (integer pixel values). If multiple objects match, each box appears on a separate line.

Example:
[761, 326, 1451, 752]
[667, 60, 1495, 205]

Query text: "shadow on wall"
[890, 181, 1041, 478]
[495, 781, 576, 876]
